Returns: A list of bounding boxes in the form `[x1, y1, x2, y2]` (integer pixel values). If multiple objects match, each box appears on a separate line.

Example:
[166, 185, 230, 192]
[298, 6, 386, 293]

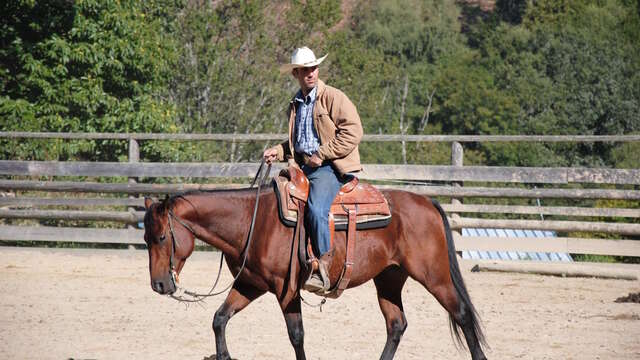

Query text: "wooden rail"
[2, 207, 639, 235]
[440, 203, 640, 218]
[0, 180, 246, 194]
[0, 209, 143, 223]
[2, 180, 638, 199]
[2, 160, 639, 184]
[0, 197, 141, 207]
[450, 217, 640, 236]
[0, 225, 144, 244]
[1, 133, 639, 258]
[3, 197, 638, 218]
[0, 224, 637, 257]
[2, 131, 640, 142]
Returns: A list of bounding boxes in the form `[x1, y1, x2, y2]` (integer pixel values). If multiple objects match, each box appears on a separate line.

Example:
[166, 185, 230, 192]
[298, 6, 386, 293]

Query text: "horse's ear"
[144, 197, 154, 209]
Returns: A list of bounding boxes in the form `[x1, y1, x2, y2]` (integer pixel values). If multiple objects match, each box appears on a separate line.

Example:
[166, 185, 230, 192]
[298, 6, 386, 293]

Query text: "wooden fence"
[1, 132, 639, 257]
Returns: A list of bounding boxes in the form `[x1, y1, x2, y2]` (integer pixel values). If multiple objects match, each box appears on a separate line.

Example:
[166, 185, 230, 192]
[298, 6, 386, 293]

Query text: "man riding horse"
[263, 46, 363, 293]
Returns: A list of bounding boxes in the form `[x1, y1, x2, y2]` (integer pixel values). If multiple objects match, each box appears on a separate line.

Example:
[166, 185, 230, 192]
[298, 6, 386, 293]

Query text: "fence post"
[451, 141, 463, 252]
[128, 138, 139, 233]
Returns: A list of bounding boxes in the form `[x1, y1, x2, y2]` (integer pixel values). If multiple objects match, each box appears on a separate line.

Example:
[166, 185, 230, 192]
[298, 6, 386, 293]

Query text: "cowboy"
[263, 47, 363, 292]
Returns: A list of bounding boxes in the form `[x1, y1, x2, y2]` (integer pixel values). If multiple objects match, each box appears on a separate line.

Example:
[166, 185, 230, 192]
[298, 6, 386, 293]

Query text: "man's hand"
[308, 152, 322, 167]
[263, 147, 278, 164]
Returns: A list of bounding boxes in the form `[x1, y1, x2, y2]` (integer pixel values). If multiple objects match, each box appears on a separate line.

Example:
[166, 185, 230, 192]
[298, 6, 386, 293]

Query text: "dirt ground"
[1, 246, 639, 360]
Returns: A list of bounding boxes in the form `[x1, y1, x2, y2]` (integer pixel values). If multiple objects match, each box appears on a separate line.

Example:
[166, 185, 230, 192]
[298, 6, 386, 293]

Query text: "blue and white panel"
[460, 227, 572, 262]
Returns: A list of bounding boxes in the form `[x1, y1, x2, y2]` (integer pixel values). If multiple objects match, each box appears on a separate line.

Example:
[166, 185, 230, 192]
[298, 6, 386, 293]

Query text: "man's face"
[292, 65, 318, 94]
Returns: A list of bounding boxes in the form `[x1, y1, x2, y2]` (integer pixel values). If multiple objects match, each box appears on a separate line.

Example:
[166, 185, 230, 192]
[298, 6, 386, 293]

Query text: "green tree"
[2, 0, 638, 170]
[459, 0, 640, 166]
[328, 0, 467, 164]
[169, 0, 343, 162]
[0, 0, 182, 161]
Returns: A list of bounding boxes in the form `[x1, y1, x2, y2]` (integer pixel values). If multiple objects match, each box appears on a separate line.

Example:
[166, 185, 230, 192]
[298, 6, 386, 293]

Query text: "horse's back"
[382, 189, 443, 228]
[381, 188, 449, 263]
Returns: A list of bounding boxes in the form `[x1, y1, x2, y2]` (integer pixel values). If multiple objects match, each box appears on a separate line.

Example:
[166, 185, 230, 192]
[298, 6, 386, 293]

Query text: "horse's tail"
[431, 199, 487, 349]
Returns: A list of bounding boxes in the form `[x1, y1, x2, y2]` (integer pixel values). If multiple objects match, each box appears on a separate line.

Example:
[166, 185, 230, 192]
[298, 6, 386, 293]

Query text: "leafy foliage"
[453, 0, 640, 166]
[1, 0, 639, 168]
[1, 0, 182, 161]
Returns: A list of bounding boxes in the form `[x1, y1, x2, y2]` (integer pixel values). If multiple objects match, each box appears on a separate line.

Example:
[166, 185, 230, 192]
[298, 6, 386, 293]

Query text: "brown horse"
[142, 186, 487, 360]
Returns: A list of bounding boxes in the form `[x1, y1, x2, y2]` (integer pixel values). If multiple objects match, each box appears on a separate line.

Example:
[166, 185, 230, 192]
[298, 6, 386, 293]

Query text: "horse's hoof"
[205, 353, 233, 360]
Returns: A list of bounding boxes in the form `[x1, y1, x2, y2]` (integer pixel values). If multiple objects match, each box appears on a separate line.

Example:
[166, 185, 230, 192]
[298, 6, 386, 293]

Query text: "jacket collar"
[316, 79, 326, 98]
[290, 79, 326, 105]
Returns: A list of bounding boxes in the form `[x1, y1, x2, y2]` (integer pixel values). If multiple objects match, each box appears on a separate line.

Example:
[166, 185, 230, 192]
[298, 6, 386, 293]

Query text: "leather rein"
[167, 160, 272, 303]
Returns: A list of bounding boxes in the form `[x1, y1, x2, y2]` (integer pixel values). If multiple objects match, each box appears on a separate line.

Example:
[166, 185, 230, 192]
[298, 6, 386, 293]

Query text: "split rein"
[167, 160, 271, 304]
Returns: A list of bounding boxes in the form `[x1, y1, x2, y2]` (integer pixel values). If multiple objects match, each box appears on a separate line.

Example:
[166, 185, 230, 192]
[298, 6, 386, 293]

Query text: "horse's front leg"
[212, 282, 265, 360]
[281, 296, 306, 360]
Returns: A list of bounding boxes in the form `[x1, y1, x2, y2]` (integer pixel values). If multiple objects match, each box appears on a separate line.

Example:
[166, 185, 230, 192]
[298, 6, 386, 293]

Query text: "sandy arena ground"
[1, 246, 639, 360]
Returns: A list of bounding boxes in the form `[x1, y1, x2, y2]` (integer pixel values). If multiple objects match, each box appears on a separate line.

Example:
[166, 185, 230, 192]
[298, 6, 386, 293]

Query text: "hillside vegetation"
[2, 0, 639, 167]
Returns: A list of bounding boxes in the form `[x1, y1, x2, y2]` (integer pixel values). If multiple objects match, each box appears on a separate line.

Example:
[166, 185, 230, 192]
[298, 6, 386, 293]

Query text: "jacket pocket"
[315, 113, 336, 144]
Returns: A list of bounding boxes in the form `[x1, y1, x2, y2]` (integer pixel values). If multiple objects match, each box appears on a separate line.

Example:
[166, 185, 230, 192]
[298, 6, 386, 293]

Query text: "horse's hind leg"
[434, 280, 486, 359]
[407, 261, 487, 360]
[374, 265, 409, 360]
[212, 282, 265, 360]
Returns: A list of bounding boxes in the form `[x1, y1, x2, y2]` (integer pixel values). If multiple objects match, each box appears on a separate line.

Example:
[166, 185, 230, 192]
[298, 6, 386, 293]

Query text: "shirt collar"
[294, 86, 317, 105]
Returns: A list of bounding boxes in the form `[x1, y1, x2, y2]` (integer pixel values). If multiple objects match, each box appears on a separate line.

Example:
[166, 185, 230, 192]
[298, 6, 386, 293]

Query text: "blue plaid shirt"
[293, 86, 320, 155]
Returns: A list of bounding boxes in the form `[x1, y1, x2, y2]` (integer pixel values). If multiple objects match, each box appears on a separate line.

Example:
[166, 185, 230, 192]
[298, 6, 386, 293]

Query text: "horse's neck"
[179, 190, 255, 259]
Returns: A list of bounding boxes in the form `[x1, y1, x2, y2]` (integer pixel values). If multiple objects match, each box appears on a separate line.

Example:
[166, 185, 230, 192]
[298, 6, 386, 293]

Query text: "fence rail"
[3, 198, 637, 218]
[2, 131, 640, 142]
[1, 132, 639, 258]
[2, 180, 639, 200]
[441, 203, 640, 218]
[2, 160, 639, 184]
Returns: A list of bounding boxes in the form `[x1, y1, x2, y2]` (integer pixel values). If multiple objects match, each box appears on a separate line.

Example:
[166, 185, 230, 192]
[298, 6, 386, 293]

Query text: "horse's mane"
[159, 186, 269, 213]
[162, 194, 195, 211]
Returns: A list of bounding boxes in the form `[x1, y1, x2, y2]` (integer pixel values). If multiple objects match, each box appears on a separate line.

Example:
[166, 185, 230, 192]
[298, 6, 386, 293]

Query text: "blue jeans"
[302, 163, 344, 257]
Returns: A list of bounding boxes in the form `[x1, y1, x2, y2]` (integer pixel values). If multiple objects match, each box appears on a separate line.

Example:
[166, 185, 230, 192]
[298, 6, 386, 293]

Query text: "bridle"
[166, 208, 194, 287]
[164, 160, 272, 303]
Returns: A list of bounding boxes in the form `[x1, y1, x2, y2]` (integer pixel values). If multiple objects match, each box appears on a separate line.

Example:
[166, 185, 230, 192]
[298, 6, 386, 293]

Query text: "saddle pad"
[273, 176, 392, 231]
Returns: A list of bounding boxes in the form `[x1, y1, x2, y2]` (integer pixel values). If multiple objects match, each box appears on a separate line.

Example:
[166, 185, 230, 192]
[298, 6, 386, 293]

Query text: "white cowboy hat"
[279, 47, 328, 74]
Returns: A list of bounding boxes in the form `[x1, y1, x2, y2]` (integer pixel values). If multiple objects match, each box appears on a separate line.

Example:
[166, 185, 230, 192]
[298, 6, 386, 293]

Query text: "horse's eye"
[159, 234, 166, 242]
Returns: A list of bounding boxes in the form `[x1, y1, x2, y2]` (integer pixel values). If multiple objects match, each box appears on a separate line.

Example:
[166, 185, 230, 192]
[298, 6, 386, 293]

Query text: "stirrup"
[317, 260, 330, 290]
[303, 260, 330, 293]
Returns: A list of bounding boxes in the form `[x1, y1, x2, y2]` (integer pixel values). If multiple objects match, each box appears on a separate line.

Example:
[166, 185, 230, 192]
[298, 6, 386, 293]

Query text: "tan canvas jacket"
[275, 79, 363, 175]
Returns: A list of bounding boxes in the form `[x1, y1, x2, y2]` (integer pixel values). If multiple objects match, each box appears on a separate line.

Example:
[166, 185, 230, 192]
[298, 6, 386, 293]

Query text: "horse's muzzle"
[151, 276, 176, 295]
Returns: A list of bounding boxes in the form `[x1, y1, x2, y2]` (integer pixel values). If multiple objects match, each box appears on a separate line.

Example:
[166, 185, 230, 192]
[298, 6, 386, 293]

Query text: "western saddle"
[273, 166, 391, 298]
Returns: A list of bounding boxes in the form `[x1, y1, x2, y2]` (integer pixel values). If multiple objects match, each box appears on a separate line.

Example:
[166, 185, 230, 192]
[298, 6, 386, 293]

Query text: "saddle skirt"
[273, 166, 392, 230]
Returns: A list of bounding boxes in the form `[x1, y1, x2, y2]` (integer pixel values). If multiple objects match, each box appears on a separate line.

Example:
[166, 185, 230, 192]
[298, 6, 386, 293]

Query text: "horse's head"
[143, 197, 196, 295]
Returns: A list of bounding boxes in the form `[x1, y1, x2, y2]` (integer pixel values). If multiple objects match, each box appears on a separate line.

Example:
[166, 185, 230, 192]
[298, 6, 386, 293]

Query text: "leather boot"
[303, 257, 331, 293]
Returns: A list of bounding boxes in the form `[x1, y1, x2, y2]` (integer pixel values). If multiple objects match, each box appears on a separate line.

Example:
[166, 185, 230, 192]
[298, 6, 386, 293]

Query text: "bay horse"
[142, 185, 487, 359]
